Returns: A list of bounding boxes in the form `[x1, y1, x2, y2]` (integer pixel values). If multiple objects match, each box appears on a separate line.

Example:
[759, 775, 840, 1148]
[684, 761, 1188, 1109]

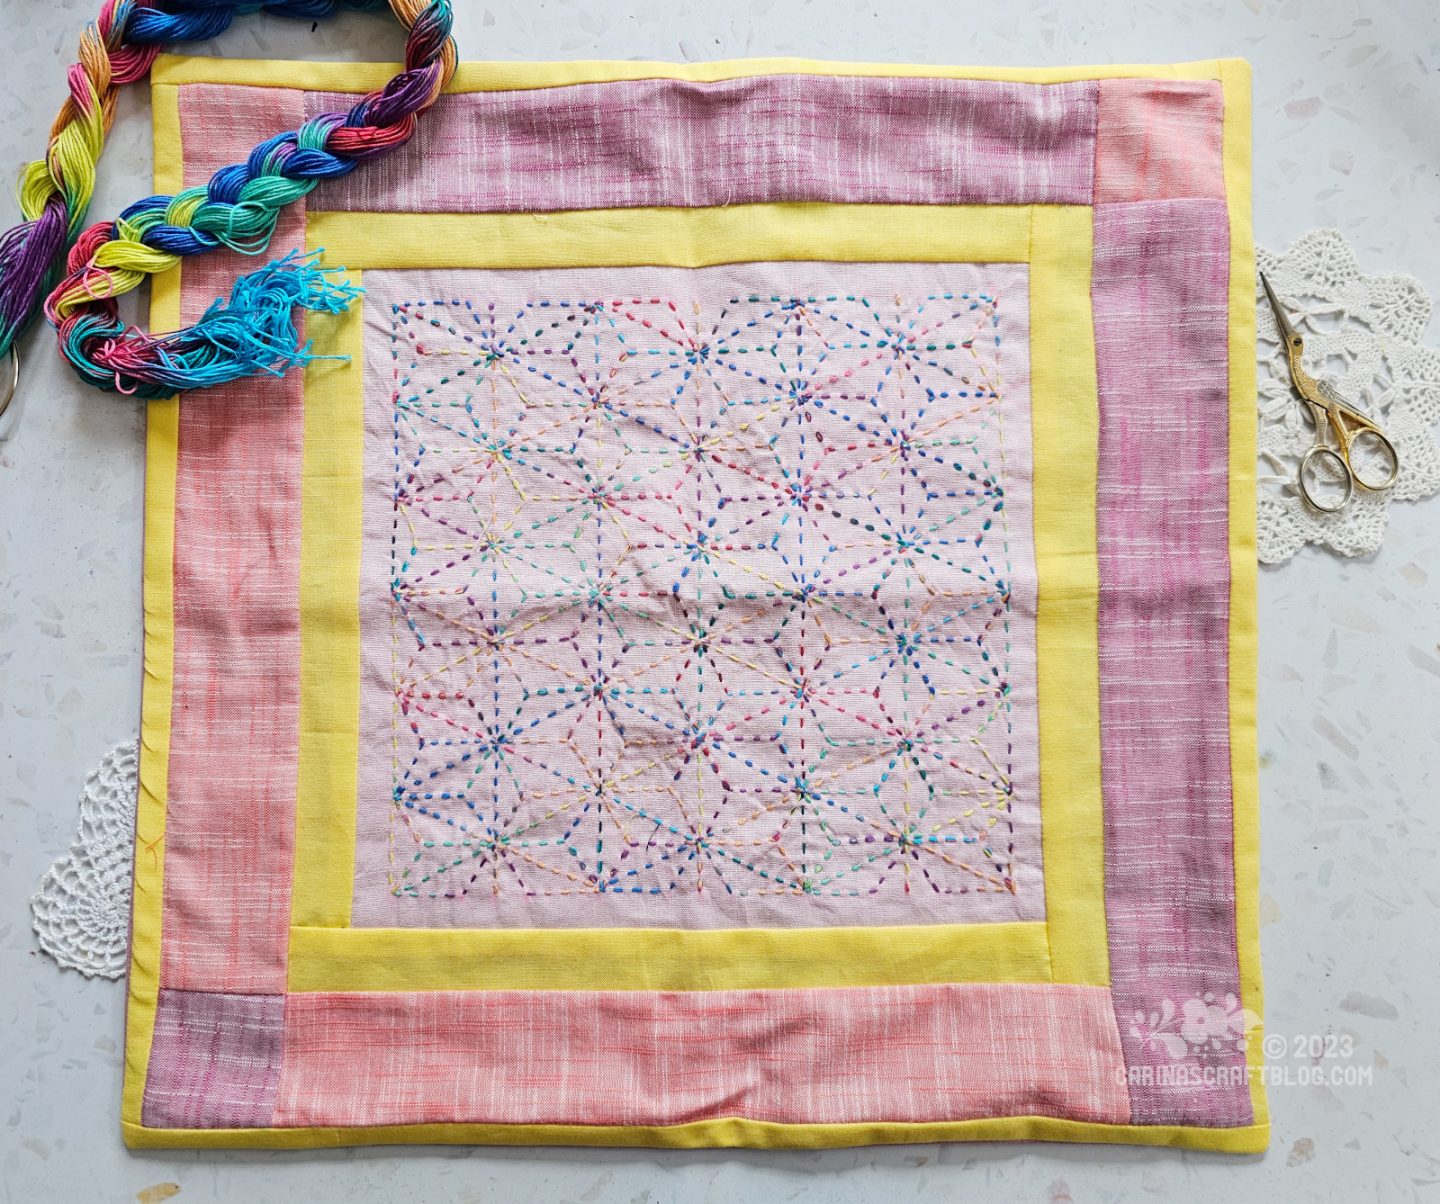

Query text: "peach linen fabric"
[158, 84, 307, 994]
[272, 984, 1129, 1128]
[1093, 80, 1226, 204]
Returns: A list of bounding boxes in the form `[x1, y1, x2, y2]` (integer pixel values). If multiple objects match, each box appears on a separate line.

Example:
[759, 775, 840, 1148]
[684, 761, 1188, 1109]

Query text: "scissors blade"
[1259, 272, 1300, 348]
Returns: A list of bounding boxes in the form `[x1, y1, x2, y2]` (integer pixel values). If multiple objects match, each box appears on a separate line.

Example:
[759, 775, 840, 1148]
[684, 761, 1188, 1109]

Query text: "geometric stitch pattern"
[366, 268, 1041, 923]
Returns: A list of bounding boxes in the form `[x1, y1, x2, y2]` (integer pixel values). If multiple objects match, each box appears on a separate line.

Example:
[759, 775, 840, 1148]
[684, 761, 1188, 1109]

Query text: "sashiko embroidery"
[365, 275, 1039, 924]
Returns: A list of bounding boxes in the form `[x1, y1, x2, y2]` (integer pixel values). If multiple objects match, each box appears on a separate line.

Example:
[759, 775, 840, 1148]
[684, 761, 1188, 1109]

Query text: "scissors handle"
[1298, 443, 1353, 513]
[1337, 421, 1400, 493]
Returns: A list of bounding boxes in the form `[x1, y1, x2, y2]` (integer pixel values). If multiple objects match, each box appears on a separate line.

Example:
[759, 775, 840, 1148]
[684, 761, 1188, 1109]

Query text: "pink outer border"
[159, 84, 307, 995]
[300, 75, 1098, 213]
[139, 69, 1245, 1136]
[1092, 197, 1248, 1126]
[273, 984, 1129, 1128]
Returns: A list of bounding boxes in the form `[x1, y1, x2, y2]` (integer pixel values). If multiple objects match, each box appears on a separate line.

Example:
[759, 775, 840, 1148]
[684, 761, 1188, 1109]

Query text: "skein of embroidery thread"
[0, 0, 456, 415]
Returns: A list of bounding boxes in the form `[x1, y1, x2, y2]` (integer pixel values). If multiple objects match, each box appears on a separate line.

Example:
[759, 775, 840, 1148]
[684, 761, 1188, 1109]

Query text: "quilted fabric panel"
[123, 56, 1263, 1152]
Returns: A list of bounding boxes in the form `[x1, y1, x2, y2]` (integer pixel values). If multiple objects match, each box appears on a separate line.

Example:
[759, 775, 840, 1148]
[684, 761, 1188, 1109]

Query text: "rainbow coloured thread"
[0, 0, 456, 399]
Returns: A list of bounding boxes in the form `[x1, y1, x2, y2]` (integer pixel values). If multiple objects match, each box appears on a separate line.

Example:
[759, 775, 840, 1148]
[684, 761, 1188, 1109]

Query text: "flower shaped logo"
[1131, 991, 1260, 1061]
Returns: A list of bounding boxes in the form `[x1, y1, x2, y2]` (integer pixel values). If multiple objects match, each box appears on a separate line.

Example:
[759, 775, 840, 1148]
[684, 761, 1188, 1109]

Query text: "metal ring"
[0, 346, 16, 424]
[1347, 427, 1400, 492]
[1298, 444, 1352, 513]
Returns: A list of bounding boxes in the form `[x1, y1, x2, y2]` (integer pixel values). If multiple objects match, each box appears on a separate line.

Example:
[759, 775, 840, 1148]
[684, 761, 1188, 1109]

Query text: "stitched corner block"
[1093, 79, 1226, 202]
[141, 990, 285, 1129]
[124, 56, 1263, 1152]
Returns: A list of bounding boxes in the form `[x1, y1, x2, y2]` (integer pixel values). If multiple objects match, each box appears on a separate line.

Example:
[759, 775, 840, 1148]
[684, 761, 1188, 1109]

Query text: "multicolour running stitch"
[0, 0, 456, 399]
[382, 288, 1021, 904]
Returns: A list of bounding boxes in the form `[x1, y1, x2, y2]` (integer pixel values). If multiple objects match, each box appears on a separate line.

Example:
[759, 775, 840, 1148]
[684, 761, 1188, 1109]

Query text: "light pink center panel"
[349, 262, 1043, 929]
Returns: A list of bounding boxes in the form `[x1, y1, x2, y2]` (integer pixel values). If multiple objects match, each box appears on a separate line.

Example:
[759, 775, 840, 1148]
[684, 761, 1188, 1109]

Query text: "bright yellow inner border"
[293, 298, 366, 928]
[286, 202, 1107, 993]
[125, 56, 1264, 1154]
[1028, 206, 1105, 985]
[288, 922, 1055, 992]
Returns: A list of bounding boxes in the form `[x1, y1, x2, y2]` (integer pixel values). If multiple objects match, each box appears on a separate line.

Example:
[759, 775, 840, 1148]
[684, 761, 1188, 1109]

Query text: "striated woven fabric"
[305, 76, 1099, 212]
[119, 56, 1265, 1153]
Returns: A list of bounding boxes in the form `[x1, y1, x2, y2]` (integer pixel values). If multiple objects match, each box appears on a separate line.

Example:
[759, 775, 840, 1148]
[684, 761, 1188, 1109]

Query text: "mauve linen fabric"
[1093, 197, 1250, 1126]
[303, 76, 1098, 213]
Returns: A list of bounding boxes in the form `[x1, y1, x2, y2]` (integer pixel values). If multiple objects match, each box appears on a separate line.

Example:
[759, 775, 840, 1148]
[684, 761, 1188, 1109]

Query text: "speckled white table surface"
[2, 1, 1438, 1201]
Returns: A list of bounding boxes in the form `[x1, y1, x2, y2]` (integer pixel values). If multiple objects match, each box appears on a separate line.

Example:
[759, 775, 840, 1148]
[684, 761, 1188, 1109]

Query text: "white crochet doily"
[31, 739, 137, 979]
[1256, 229, 1440, 563]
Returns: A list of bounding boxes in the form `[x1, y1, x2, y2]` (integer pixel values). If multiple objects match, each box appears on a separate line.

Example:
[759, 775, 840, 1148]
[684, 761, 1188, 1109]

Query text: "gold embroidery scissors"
[1261, 273, 1398, 513]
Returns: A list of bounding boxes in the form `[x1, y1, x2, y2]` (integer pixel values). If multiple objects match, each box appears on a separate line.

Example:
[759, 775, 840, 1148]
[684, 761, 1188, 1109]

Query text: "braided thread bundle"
[0, 0, 388, 360]
[0, 0, 456, 398]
